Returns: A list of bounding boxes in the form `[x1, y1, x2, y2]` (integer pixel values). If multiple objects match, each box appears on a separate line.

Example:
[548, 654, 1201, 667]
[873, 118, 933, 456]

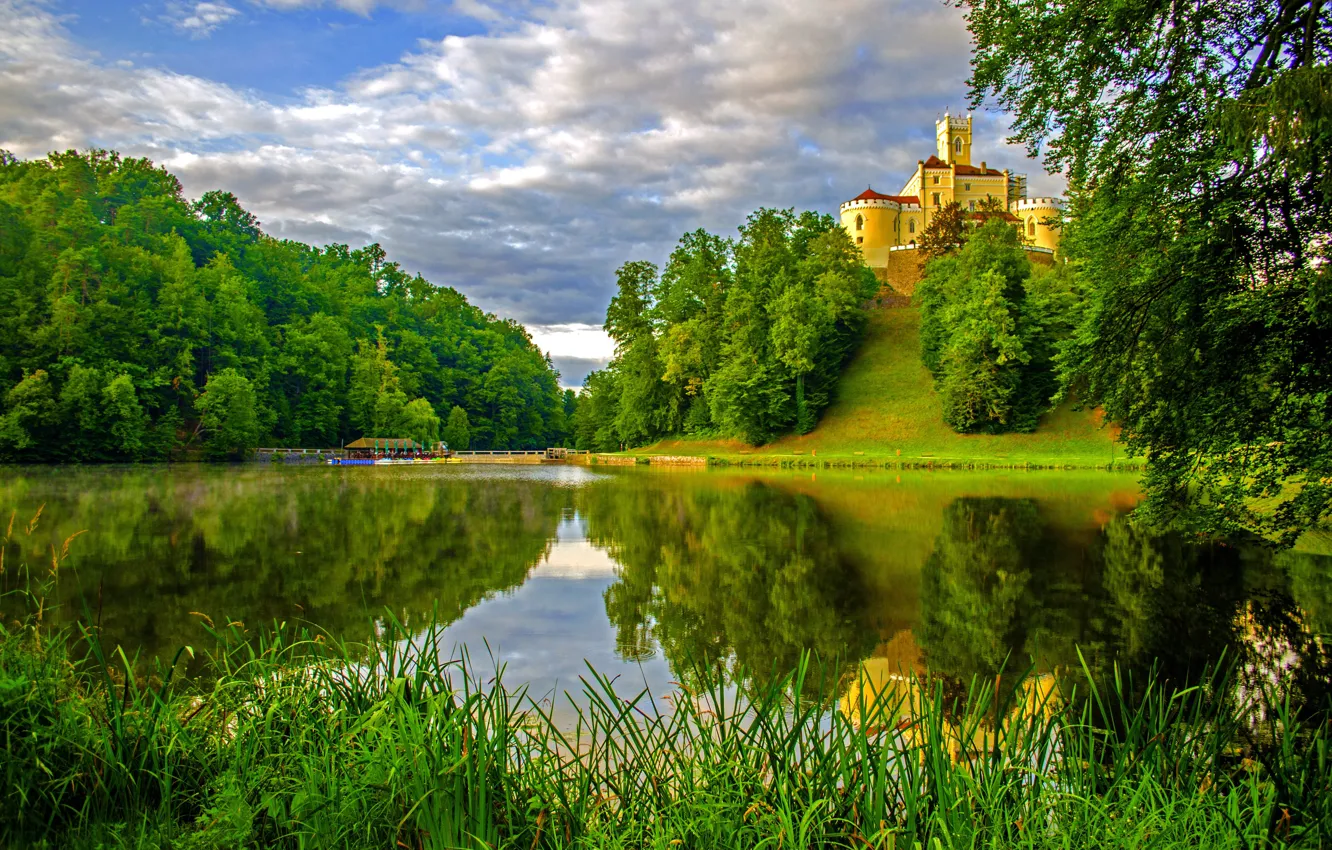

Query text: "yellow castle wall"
[841, 204, 898, 265]
[1015, 202, 1062, 252]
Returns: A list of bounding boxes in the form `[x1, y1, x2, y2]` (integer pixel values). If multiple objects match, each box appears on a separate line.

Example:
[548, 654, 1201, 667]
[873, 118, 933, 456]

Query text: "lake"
[2, 463, 1328, 711]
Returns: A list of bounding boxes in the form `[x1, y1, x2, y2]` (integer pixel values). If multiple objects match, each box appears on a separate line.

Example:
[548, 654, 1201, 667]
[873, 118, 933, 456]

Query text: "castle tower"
[1011, 197, 1063, 253]
[841, 187, 924, 288]
[936, 112, 972, 166]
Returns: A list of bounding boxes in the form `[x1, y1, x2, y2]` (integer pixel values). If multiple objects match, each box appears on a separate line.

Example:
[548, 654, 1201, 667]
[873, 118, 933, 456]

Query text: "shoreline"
[588, 452, 1142, 472]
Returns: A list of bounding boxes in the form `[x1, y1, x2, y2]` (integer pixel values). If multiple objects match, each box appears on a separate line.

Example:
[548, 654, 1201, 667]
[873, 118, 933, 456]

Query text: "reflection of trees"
[916, 498, 1331, 713]
[1095, 519, 1244, 680]
[1281, 549, 1332, 637]
[916, 498, 1045, 681]
[584, 479, 877, 685]
[0, 468, 566, 662]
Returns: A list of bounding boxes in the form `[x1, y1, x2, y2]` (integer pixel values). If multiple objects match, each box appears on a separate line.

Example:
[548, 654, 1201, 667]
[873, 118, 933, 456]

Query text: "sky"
[0, 0, 1063, 387]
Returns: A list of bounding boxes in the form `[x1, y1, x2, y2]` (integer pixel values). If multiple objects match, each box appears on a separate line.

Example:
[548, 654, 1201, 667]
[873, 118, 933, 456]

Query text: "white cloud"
[163, 1, 241, 37]
[528, 323, 616, 360]
[0, 0, 1065, 341]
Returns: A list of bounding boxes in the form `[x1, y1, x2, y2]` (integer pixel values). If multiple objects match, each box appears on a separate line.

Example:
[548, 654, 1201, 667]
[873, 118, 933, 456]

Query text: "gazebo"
[343, 437, 423, 458]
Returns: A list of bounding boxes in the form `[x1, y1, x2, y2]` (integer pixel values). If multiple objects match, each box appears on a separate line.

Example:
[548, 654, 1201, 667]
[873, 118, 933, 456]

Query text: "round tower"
[840, 187, 920, 268]
[1011, 197, 1063, 253]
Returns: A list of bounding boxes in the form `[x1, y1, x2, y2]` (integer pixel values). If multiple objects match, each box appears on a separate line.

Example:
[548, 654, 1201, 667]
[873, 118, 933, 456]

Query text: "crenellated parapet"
[1011, 197, 1063, 253]
[839, 197, 922, 213]
[1012, 197, 1063, 212]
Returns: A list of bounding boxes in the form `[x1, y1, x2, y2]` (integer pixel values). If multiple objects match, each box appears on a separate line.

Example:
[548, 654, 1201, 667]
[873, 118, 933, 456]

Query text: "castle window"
[964, 183, 971, 192]
[931, 192, 940, 207]
[855, 214, 863, 231]
[1028, 217, 1036, 236]
[954, 138, 962, 154]
[969, 200, 976, 212]
[932, 175, 940, 185]
[857, 236, 864, 244]
[908, 219, 916, 234]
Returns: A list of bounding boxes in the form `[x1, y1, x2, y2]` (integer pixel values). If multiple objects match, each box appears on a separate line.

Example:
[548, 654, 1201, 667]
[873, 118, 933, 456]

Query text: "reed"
[0, 530, 1328, 847]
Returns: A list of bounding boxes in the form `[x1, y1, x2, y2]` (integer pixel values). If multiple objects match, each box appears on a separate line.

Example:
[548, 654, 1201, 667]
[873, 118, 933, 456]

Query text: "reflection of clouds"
[382, 463, 604, 486]
[426, 519, 669, 723]
[533, 539, 620, 579]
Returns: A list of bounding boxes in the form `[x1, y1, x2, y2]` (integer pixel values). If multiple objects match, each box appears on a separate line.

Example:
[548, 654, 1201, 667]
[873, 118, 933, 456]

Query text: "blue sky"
[0, 0, 1063, 386]
[61, 0, 487, 94]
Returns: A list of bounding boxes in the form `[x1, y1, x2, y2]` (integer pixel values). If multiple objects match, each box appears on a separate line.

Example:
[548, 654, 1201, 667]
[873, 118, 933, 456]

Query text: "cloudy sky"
[0, 0, 1062, 386]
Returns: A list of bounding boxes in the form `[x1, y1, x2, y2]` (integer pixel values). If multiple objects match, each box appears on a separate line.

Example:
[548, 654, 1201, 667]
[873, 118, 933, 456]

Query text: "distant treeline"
[573, 209, 879, 450]
[0, 150, 572, 460]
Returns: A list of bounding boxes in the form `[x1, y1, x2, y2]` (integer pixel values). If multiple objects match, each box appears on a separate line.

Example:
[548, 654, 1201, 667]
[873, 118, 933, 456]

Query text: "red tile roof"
[922, 155, 1004, 176]
[852, 187, 894, 201]
[849, 188, 921, 204]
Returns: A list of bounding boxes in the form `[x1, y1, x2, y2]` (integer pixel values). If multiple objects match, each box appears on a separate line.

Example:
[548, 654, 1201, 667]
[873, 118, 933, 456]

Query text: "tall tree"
[916, 218, 1055, 433]
[443, 405, 470, 451]
[197, 369, 259, 459]
[964, 0, 1332, 540]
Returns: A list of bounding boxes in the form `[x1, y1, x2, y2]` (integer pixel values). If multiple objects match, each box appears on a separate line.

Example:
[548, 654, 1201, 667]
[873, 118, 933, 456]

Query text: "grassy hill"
[637, 308, 1124, 468]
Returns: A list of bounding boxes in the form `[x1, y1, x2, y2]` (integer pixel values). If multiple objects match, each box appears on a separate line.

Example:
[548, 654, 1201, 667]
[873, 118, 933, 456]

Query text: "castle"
[840, 114, 1062, 293]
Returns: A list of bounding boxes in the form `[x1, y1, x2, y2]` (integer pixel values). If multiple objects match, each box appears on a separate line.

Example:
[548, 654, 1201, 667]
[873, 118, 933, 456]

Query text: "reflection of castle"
[840, 114, 1062, 293]
[840, 629, 1060, 761]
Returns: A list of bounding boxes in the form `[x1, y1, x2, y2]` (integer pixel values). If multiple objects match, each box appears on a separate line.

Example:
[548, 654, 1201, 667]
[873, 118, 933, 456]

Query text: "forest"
[0, 150, 573, 461]
[573, 208, 879, 450]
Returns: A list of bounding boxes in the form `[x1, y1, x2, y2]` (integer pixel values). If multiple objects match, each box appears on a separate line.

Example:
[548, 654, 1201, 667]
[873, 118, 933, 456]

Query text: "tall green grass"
[1, 517, 1329, 848]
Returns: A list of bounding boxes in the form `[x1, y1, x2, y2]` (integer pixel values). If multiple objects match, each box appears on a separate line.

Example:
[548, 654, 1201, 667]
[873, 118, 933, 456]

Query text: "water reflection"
[1, 465, 578, 665]
[0, 465, 1326, 709]
[586, 478, 878, 687]
[420, 514, 675, 706]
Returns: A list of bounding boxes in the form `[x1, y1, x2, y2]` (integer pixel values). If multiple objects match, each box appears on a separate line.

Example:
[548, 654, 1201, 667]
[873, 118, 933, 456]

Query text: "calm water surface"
[2, 463, 1328, 708]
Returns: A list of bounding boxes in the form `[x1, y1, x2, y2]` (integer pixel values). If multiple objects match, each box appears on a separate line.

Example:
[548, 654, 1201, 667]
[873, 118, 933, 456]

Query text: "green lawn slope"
[638, 308, 1125, 468]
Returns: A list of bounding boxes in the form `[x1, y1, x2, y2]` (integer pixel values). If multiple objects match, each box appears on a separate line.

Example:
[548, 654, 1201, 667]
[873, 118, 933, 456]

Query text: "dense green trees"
[574, 210, 878, 450]
[0, 150, 567, 460]
[916, 218, 1073, 433]
[197, 369, 260, 459]
[963, 0, 1332, 540]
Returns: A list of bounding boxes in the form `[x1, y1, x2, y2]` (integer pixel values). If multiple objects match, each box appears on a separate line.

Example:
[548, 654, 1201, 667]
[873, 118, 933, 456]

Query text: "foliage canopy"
[575, 209, 878, 449]
[0, 150, 567, 459]
[963, 0, 1332, 541]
